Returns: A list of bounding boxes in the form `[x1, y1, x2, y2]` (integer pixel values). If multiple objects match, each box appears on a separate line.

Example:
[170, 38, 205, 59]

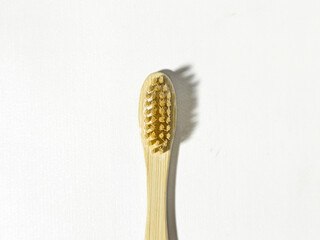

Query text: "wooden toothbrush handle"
[145, 154, 170, 240]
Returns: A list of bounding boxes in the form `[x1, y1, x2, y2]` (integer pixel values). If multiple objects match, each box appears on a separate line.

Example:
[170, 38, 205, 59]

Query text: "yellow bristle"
[159, 133, 164, 139]
[151, 116, 157, 123]
[149, 125, 155, 131]
[151, 108, 157, 115]
[151, 132, 156, 139]
[148, 92, 156, 99]
[159, 100, 166, 107]
[144, 116, 151, 123]
[159, 116, 165, 122]
[159, 107, 165, 115]
[166, 133, 171, 140]
[154, 85, 161, 91]
[152, 78, 157, 84]
[163, 85, 168, 92]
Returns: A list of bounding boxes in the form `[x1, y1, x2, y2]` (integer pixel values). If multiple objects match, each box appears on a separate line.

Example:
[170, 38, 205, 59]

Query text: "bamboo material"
[139, 72, 176, 240]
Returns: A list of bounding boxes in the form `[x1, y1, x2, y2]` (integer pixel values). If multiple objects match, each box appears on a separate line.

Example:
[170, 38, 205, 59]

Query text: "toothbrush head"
[139, 72, 176, 153]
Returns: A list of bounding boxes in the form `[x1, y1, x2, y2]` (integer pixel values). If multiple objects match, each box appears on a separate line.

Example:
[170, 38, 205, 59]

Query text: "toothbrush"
[139, 72, 177, 240]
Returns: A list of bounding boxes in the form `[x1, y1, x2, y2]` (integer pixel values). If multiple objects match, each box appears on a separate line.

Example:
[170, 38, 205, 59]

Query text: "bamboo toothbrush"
[139, 72, 177, 240]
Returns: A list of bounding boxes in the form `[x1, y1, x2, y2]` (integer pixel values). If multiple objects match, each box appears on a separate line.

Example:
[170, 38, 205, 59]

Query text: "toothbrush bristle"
[144, 75, 173, 153]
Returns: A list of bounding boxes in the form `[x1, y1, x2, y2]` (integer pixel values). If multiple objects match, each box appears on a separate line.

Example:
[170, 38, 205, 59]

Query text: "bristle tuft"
[159, 107, 165, 115]
[154, 85, 161, 92]
[163, 85, 168, 92]
[152, 78, 158, 84]
[159, 100, 166, 107]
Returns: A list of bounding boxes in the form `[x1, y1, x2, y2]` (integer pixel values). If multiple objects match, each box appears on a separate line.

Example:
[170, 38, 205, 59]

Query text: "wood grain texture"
[139, 72, 177, 240]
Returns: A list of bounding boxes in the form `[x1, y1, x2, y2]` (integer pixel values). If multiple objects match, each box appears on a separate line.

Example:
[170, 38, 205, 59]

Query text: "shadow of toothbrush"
[160, 65, 199, 240]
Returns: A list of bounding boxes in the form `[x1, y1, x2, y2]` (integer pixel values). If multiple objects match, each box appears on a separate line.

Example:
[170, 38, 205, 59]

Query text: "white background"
[1, 0, 320, 239]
